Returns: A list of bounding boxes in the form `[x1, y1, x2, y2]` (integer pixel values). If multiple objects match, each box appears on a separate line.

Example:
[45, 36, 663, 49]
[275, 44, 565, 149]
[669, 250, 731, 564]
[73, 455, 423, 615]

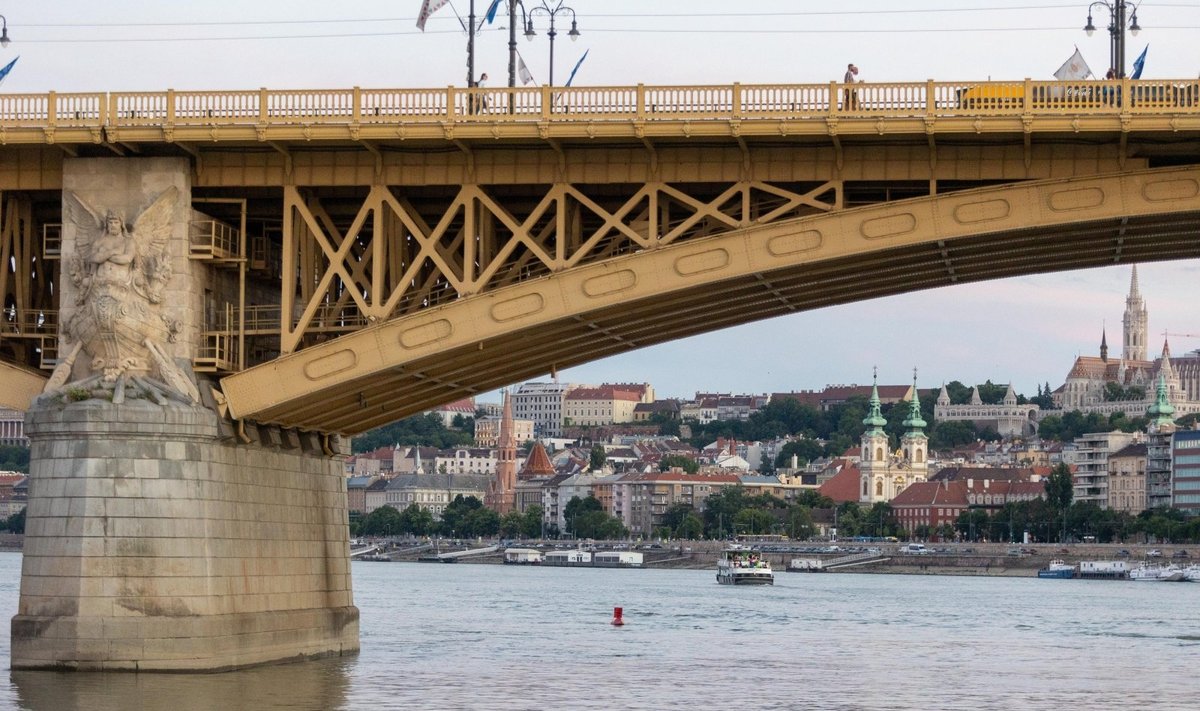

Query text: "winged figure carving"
[48, 186, 198, 404]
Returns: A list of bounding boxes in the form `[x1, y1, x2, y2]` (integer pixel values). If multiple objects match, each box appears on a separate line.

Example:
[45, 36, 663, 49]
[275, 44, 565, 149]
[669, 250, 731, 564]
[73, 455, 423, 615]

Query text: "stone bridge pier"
[10, 157, 358, 671]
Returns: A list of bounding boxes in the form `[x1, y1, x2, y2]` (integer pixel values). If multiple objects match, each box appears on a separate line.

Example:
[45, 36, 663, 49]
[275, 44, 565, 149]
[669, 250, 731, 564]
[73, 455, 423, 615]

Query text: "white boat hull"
[717, 569, 775, 585]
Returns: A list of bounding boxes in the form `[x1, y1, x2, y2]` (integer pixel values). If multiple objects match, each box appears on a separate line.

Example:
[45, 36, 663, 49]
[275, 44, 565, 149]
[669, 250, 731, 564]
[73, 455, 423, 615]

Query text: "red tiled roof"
[566, 386, 643, 402]
[891, 481, 968, 507]
[817, 464, 861, 503]
[433, 397, 476, 413]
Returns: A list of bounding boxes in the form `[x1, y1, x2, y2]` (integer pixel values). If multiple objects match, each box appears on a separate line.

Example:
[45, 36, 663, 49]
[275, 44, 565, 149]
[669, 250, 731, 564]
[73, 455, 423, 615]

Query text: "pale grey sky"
[3, 1, 1199, 399]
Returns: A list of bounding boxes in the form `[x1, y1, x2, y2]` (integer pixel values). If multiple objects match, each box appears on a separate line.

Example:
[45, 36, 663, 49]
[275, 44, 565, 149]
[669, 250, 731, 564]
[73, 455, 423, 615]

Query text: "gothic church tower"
[1122, 265, 1148, 362]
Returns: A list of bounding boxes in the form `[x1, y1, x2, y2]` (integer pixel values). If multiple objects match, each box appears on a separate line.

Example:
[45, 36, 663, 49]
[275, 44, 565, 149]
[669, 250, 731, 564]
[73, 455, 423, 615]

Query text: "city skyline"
[4, 0, 1198, 402]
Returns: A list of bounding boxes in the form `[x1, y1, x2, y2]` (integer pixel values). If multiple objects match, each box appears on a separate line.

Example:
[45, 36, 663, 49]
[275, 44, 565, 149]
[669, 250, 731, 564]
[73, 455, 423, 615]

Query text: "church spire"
[1100, 328, 1108, 362]
[1130, 264, 1141, 299]
[1146, 374, 1176, 428]
[862, 368, 888, 431]
[902, 369, 927, 434]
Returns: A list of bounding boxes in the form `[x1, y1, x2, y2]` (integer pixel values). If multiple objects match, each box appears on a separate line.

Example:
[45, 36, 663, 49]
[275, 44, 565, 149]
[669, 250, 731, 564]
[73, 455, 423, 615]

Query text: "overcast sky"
[3, 1, 1199, 401]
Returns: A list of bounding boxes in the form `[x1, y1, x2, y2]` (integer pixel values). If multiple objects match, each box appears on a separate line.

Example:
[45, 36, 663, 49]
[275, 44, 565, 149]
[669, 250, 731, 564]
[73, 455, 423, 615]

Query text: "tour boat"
[716, 547, 774, 585]
[1128, 563, 1187, 582]
[1037, 560, 1075, 579]
[1181, 564, 1200, 582]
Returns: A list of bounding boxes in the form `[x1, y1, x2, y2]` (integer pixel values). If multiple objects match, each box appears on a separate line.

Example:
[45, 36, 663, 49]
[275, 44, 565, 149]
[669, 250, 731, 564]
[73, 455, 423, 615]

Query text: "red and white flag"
[416, 0, 451, 31]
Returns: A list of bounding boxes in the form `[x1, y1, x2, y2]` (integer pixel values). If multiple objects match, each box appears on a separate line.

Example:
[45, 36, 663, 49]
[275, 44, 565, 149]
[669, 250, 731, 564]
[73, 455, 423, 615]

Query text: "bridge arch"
[220, 165, 1200, 433]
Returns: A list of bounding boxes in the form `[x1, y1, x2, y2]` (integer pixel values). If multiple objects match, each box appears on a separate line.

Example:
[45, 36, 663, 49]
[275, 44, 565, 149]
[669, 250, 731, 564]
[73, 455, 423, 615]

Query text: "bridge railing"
[2, 80, 1197, 129]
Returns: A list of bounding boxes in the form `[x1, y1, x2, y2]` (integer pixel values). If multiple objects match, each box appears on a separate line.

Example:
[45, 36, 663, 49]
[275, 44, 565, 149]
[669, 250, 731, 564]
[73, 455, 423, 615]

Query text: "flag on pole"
[517, 53, 535, 86]
[485, 0, 504, 24]
[416, 0, 451, 31]
[1131, 45, 1148, 79]
[0, 56, 17, 85]
[564, 49, 590, 87]
[1053, 47, 1093, 80]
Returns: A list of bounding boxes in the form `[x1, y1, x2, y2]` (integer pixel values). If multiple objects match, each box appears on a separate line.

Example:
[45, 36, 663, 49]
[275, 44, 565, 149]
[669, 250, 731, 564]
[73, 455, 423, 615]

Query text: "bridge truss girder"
[278, 178, 841, 354]
[221, 166, 1200, 434]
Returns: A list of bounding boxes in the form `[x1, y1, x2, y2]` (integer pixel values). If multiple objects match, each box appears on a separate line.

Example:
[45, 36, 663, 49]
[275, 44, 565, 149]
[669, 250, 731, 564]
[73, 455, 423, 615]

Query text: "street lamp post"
[0, 15, 11, 48]
[1084, 1, 1142, 78]
[521, 1, 580, 86]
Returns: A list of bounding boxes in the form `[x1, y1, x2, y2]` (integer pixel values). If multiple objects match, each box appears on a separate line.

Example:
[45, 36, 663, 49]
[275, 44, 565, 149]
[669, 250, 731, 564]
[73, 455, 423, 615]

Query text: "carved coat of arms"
[44, 187, 200, 405]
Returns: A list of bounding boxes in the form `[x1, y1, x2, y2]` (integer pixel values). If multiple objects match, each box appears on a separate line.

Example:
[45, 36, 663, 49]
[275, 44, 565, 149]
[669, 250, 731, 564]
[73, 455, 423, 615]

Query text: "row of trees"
[671, 389, 1005, 471]
[355, 495, 545, 539]
[0, 445, 29, 474]
[0, 507, 23, 533]
[353, 413, 475, 454]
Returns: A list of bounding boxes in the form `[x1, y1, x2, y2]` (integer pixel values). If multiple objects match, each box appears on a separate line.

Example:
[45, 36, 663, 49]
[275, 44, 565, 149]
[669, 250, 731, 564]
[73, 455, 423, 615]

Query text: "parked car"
[1116, 549, 1131, 557]
[1172, 550, 1190, 559]
[1147, 549, 1163, 558]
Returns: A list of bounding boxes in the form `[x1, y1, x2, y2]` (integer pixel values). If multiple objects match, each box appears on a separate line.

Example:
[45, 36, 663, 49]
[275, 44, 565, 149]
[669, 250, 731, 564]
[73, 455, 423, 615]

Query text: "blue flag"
[0, 56, 17, 85]
[485, 0, 503, 24]
[1131, 45, 1148, 79]
[564, 49, 589, 87]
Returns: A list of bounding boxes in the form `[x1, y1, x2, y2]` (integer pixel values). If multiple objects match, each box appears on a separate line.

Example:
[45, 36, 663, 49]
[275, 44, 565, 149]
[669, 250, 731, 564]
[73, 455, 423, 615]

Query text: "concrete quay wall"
[11, 399, 359, 671]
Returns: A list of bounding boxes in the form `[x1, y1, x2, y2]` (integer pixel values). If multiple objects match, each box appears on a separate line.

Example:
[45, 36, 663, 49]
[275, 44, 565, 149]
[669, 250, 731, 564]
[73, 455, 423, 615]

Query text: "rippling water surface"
[1, 552, 1198, 710]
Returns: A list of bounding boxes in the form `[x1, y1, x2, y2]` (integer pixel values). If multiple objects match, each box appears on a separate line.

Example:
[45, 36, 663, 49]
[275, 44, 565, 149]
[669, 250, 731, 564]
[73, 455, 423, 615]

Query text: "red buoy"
[611, 607, 624, 626]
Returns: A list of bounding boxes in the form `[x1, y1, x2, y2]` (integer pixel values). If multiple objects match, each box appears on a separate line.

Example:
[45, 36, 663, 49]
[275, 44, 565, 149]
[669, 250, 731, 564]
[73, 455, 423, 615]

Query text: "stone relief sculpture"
[43, 186, 201, 405]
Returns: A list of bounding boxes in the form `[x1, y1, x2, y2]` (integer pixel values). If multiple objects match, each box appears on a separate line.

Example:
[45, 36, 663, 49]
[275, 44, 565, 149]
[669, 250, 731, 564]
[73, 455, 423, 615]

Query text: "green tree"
[398, 503, 434, 536]
[659, 454, 699, 474]
[784, 505, 815, 540]
[574, 510, 626, 540]
[1044, 463, 1074, 511]
[864, 502, 897, 538]
[662, 503, 695, 533]
[929, 420, 978, 450]
[563, 495, 604, 536]
[0, 445, 30, 473]
[440, 494, 484, 536]
[3, 506, 25, 534]
[359, 505, 404, 537]
[945, 381, 972, 405]
[676, 514, 704, 539]
[955, 508, 990, 542]
[464, 507, 501, 537]
[649, 412, 681, 438]
[733, 508, 776, 536]
[522, 505, 545, 538]
[589, 445, 607, 472]
[758, 454, 776, 475]
[793, 490, 835, 509]
[353, 413, 474, 453]
[499, 511, 525, 538]
[774, 439, 825, 469]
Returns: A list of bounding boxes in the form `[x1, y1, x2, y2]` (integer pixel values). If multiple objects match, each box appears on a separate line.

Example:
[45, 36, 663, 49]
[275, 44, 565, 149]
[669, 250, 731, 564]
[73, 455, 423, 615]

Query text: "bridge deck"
[2, 78, 1199, 146]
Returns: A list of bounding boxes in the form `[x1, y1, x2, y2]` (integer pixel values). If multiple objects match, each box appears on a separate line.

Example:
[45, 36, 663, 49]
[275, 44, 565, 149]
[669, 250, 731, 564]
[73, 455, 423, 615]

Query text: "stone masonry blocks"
[12, 397, 359, 671]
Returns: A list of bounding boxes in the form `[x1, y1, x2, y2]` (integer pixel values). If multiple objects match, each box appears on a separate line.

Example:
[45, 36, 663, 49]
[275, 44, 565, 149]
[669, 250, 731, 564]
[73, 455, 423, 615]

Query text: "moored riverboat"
[716, 546, 773, 585]
[1129, 563, 1186, 582]
[1037, 560, 1076, 579]
[503, 548, 543, 565]
[1078, 560, 1129, 580]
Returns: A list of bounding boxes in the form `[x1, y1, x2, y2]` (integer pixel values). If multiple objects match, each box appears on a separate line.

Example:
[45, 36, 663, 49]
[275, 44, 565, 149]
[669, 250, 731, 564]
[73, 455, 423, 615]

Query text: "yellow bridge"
[2, 78, 1200, 434]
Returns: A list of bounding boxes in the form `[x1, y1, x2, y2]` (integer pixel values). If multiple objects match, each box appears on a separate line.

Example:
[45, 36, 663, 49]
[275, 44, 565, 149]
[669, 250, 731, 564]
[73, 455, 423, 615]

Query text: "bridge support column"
[11, 398, 359, 671]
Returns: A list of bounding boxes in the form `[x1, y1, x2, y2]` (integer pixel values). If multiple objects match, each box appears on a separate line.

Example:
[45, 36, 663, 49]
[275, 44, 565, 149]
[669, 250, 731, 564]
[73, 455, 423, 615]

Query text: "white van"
[901, 543, 929, 555]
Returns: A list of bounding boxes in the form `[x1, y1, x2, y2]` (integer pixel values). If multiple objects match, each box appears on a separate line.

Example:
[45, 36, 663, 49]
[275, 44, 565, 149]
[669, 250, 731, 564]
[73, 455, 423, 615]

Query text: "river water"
[0, 552, 1198, 710]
